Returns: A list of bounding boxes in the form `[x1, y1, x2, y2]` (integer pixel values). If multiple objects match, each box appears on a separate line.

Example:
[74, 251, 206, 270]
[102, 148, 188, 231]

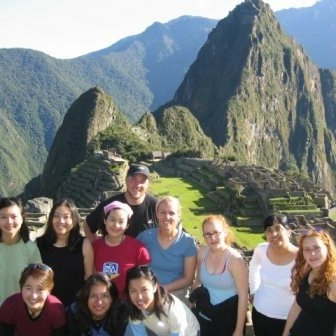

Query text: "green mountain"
[172, 0, 336, 195]
[0, 17, 216, 197]
[30, 87, 214, 202]
[0, 108, 36, 196]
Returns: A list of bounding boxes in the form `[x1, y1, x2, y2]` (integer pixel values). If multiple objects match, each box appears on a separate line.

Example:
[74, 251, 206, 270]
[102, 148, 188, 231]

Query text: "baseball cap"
[126, 164, 150, 178]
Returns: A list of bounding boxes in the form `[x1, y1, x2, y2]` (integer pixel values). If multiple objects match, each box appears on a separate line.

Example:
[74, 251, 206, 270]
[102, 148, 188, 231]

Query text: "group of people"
[0, 163, 336, 335]
[249, 214, 336, 336]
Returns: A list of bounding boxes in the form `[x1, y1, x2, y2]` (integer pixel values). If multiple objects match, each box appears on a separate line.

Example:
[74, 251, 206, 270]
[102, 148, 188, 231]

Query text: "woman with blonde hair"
[137, 196, 197, 304]
[282, 229, 336, 336]
[190, 215, 248, 336]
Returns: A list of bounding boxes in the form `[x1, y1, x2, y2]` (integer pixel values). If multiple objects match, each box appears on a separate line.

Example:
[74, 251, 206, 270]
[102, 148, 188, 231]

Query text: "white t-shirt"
[249, 242, 295, 319]
[129, 294, 199, 336]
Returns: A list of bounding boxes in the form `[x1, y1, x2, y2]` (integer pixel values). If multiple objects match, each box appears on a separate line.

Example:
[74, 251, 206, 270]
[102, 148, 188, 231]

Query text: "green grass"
[149, 177, 264, 249]
[234, 226, 265, 249]
[329, 211, 336, 221]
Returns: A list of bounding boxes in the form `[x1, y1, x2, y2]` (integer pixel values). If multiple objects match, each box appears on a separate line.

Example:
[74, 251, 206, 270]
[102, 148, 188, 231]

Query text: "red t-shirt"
[93, 235, 151, 299]
[0, 292, 65, 336]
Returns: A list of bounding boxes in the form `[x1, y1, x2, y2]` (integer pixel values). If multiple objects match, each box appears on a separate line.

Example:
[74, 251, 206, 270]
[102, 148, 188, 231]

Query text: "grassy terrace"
[330, 212, 336, 221]
[149, 177, 264, 249]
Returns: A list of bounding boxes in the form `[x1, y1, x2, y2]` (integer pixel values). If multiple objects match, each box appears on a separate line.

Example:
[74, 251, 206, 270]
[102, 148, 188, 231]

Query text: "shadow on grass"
[236, 226, 264, 234]
[189, 207, 220, 215]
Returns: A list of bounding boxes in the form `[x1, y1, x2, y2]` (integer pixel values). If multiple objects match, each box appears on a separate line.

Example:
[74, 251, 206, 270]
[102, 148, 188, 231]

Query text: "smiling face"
[21, 275, 50, 314]
[302, 236, 328, 270]
[104, 208, 129, 239]
[52, 205, 74, 237]
[87, 282, 113, 320]
[125, 173, 149, 205]
[202, 219, 226, 249]
[0, 204, 23, 239]
[264, 222, 290, 248]
[156, 198, 181, 233]
[128, 277, 157, 312]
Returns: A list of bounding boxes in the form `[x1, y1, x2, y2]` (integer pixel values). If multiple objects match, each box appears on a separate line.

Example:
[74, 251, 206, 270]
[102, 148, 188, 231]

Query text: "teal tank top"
[199, 248, 238, 305]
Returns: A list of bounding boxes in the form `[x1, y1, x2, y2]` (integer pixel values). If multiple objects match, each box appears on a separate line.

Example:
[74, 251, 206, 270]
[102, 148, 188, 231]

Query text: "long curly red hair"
[291, 229, 336, 297]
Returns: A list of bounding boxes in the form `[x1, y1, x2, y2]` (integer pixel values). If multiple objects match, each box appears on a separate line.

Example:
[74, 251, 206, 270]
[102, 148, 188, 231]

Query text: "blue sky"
[0, 0, 318, 59]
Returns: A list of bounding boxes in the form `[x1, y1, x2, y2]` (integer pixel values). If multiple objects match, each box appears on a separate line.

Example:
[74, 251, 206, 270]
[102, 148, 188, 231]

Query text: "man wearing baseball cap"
[84, 163, 158, 240]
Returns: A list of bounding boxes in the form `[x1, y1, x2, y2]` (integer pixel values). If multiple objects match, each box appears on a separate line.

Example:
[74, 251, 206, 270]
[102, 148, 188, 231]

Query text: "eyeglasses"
[24, 263, 52, 273]
[300, 227, 323, 236]
[88, 292, 112, 300]
[203, 231, 223, 239]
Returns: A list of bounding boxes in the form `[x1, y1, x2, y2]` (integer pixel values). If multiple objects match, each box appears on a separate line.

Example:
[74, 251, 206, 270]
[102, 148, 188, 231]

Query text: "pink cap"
[103, 201, 133, 219]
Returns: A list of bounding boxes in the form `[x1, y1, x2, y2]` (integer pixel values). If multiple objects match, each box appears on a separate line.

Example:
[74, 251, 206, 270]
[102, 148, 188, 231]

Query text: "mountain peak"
[173, 0, 282, 145]
[39, 87, 124, 197]
[171, 0, 336, 194]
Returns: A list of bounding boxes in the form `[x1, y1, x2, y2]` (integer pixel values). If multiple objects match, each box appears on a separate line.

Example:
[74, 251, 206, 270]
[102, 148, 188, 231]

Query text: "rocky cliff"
[172, 0, 336, 195]
[33, 87, 215, 201]
[39, 87, 125, 197]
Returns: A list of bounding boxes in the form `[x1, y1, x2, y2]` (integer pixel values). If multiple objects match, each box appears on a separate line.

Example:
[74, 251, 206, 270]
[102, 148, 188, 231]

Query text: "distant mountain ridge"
[34, 87, 215, 199]
[276, 0, 336, 70]
[0, 16, 216, 196]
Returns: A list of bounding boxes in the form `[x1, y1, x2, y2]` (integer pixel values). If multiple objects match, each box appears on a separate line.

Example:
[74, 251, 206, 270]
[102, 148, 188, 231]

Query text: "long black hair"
[36, 198, 82, 252]
[71, 273, 128, 335]
[0, 197, 29, 242]
[126, 265, 173, 321]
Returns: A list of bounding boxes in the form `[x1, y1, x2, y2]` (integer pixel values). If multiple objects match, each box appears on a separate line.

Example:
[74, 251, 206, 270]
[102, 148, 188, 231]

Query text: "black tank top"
[290, 274, 336, 336]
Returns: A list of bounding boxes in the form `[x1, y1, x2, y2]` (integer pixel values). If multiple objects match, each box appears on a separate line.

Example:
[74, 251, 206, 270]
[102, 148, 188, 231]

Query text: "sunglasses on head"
[24, 263, 52, 273]
[136, 265, 151, 272]
[127, 265, 151, 276]
[299, 226, 323, 236]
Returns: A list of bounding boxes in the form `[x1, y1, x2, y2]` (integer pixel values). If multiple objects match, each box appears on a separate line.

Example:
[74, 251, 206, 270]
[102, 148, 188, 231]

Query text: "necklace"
[93, 318, 104, 329]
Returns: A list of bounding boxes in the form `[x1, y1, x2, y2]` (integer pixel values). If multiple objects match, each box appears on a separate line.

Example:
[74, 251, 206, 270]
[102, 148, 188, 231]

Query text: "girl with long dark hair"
[36, 198, 93, 306]
[0, 197, 41, 305]
[66, 272, 128, 336]
[126, 265, 200, 335]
